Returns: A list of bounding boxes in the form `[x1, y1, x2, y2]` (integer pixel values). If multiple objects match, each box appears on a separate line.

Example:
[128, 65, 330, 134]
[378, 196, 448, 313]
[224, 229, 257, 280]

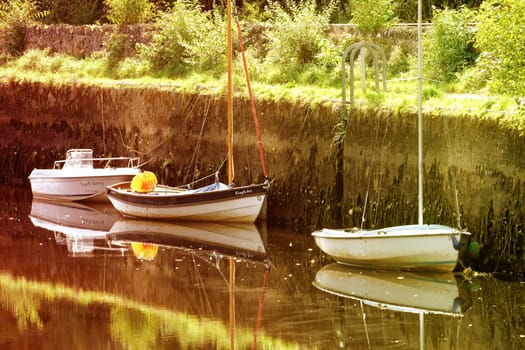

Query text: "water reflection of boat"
[313, 263, 467, 315]
[313, 264, 471, 349]
[27, 200, 270, 348]
[107, 218, 267, 262]
[108, 217, 269, 349]
[28, 198, 122, 256]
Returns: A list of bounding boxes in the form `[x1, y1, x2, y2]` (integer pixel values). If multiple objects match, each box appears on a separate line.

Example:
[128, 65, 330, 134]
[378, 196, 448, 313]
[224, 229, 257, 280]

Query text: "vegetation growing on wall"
[257, 0, 338, 86]
[138, 1, 225, 76]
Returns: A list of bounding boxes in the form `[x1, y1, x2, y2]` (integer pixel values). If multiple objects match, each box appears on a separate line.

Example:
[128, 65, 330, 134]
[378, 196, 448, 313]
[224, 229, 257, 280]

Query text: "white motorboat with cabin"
[29, 149, 141, 201]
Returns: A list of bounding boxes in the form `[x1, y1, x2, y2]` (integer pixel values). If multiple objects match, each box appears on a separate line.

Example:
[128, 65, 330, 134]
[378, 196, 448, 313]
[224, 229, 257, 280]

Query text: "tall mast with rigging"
[227, 0, 234, 185]
[417, 0, 424, 225]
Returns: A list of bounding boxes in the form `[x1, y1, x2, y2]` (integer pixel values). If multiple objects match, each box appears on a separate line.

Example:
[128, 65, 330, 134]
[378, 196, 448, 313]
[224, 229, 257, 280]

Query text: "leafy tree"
[475, 0, 525, 96]
[39, 0, 104, 25]
[0, 0, 46, 56]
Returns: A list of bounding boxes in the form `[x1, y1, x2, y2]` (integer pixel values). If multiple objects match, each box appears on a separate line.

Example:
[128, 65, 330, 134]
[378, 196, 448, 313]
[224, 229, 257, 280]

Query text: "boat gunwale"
[312, 225, 469, 239]
[107, 182, 268, 207]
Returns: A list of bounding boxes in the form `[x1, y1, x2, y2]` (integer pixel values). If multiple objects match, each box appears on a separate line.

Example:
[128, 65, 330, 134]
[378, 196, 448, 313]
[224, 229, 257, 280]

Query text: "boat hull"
[312, 224, 467, 272]
[107, 182, 267, 223]
[29, 168, 141, 201]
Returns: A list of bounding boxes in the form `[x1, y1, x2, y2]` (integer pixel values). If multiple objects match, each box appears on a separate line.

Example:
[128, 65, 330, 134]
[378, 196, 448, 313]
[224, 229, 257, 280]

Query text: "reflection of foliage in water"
[110, 306, 162, 350]
[110, 306, 231, 349]
[0, 272, 298, 349]
[0, 274, 43, 330]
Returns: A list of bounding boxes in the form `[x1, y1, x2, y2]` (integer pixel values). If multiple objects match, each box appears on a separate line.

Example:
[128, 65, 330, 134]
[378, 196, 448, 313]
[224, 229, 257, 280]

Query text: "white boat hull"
[29, 168, 141, 201]
[107, 182, 267, 223]
[312, 224, 468, 272]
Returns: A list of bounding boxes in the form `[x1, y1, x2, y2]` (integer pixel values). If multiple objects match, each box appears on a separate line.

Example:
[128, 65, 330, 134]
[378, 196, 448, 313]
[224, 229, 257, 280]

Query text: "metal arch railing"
[341, 41, 387, 106]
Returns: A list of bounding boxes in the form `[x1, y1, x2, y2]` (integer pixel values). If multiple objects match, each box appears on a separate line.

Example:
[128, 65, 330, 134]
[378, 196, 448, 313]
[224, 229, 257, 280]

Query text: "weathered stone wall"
[0, 80, 524, 278]
[23, 24, 420, 59]
[24, 24, 154, 58]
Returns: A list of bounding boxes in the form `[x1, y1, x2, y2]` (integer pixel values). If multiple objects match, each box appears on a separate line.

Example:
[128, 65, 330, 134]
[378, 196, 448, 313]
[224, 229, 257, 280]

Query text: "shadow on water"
[0, 185, 523, 349]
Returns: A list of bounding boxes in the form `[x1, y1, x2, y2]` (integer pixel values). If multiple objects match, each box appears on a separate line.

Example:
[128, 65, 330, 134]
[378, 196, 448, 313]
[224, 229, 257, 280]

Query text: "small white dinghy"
[29, 149, 141, 202]
[312, 224, 467, 272]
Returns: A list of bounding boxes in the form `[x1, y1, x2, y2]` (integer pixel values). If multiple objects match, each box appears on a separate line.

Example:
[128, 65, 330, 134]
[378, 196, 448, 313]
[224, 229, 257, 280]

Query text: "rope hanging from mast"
[233, 7, 268, 179]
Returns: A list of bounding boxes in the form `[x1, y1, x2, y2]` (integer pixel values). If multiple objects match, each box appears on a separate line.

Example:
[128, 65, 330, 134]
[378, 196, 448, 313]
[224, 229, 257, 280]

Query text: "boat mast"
[227, 0, 234, 184]
[417, 0, 424, 225]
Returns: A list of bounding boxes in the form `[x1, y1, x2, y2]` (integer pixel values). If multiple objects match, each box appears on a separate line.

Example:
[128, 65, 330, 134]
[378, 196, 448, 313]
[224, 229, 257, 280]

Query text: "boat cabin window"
[63, 149, 94, 169]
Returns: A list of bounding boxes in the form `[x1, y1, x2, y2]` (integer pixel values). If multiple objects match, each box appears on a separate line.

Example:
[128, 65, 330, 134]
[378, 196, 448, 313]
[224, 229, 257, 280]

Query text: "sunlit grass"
[0, 49, 521, 130]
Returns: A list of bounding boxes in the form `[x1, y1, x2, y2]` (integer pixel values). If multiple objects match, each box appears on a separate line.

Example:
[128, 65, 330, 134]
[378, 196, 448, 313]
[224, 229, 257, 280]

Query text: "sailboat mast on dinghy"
[106, 1, 270, 223]
[312, 0, 471, 272]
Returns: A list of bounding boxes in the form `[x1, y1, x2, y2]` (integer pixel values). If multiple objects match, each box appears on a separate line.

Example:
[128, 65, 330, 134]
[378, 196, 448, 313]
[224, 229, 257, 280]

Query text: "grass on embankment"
[0, 49, 522, 133]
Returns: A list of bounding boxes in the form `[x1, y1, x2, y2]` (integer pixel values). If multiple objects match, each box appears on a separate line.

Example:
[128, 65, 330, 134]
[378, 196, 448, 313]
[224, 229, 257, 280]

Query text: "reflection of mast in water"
[313, 263, 472, 349]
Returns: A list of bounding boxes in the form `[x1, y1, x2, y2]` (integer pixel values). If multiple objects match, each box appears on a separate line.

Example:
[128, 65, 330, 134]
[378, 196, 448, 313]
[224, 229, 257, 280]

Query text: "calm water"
[0, 185, 523, 349]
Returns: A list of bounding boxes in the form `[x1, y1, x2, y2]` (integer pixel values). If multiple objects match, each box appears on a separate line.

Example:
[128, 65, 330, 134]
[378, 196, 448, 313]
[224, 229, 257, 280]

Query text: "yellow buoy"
[130, 171, 158, 193]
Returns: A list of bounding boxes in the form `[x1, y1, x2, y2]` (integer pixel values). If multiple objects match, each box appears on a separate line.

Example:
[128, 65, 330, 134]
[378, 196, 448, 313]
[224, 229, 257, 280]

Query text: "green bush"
[475, 0, 525, 96]
[261, 0, 336, 83]
[105, 0, 155, 25]
[0, 0, 42, 56]
[423, 7, 477, 82]
[388, 45, 410, 76]
[350, 0, 397, 34]
[138, 1, 225, 76]
[115, 57, 149, 78]
[104, 33, 132, 72]
[455, 52, 492, 92]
